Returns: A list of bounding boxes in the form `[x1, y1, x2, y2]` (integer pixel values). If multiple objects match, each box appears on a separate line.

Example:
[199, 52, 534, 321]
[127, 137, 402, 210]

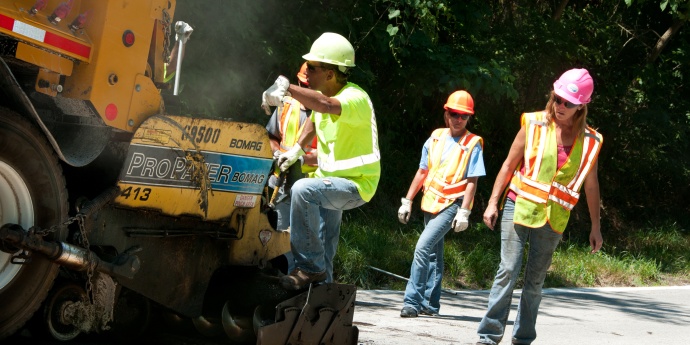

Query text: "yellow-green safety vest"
[313, 83, 380, 202]
[508, 111, 603, 233]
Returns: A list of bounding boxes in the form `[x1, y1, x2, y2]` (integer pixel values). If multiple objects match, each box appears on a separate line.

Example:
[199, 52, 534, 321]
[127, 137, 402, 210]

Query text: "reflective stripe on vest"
[420, 128, 483, 214]
[274, 97, 316, 175]
[509, 172, 580, 209]
[278, 97, 313, 153]
[317, 97, 380, 173]
[508, 111, 603, 232]
[509, 113, 601, 211]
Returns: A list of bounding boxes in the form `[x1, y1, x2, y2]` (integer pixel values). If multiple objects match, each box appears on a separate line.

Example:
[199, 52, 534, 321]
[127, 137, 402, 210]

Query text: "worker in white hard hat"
[261, 32, 381, 290]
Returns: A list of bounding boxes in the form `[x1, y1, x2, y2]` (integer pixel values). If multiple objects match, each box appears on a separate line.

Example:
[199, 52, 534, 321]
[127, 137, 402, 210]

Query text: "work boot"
[279, 268, 327, 290]
[400, 306, 418, 318]
[420, 307, 438, 316]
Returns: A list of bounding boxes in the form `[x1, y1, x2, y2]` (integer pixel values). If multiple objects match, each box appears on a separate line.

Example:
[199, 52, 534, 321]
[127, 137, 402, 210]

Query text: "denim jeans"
[319, 208, 343, 282]
[402, 201, 460, 314]
[289, 177, 365, 277]
[276, 194, 342, 280]
[274, 196, 291, 231]
[477, 199, 562, 345]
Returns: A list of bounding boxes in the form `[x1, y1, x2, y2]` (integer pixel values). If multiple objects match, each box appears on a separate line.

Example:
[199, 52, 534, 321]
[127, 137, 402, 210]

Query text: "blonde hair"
[545, 90, 588, 134]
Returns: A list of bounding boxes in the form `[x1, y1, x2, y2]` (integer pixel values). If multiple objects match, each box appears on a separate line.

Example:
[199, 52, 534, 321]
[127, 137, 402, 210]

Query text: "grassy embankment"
[333, 211, 690, 291]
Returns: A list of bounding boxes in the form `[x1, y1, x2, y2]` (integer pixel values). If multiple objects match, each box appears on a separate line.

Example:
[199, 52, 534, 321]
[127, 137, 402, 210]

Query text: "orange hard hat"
[444, 90, 474, 114]
[297, 62, 308, 86]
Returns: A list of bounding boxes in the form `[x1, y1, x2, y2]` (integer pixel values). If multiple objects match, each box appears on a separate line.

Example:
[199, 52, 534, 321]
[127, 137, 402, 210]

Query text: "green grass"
[332, 212, 690, 290]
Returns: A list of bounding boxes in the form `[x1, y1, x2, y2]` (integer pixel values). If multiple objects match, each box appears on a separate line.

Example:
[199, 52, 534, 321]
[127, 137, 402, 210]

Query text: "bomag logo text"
[229, 139, 263, 151]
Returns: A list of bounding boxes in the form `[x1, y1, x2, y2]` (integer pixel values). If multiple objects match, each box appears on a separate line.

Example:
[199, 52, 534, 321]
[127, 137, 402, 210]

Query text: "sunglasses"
[306, 63, 326, 72]
[449, 112, 470, 120]
[554, 96, 579, 109]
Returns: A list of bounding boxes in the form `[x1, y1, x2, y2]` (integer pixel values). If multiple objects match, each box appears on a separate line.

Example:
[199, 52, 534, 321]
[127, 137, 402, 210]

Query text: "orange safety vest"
[508, 111, 603, 233]
[277, 97, 317, 174]
[420, 128, 483, 214]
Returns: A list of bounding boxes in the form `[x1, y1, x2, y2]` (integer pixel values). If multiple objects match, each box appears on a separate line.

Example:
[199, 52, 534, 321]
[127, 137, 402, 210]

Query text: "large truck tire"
[0, 108, 69, 339]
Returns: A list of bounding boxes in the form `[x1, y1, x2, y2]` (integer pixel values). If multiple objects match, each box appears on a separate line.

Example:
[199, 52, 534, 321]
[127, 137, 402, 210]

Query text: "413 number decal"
[120, 186, 151, 201]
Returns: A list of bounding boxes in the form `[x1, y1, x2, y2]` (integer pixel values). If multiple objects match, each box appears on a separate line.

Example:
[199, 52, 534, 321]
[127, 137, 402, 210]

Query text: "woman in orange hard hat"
[397, 90, 485, 318]
[476, 68, 603, 345]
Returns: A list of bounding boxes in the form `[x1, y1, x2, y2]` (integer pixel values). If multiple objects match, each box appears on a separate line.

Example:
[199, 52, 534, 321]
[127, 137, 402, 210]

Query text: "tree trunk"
[553, 0, 569, 21]
[648, 19, 685, 63]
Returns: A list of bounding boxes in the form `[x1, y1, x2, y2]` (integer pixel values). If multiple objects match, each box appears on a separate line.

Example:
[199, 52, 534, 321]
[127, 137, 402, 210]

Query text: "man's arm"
[268, 134, 281, 153]
[265, 110, 282, 153]
[287, 85, 342, 116]
[295, 119, 316, 150]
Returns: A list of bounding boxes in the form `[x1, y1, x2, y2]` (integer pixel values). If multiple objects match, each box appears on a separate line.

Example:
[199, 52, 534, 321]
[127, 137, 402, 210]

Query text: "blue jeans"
[277, 196, 342, 280]
[403, 201, 460, 314]
[272, 180, 294, 272]
[477, 199, 562, 345]
[289, 177, 365, 278]
[274, 196, 291, 231]
[319, 208, 342, 282]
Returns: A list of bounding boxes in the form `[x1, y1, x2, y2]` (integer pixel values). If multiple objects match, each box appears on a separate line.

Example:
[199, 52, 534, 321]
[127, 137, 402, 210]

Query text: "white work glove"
[273, 150, 282, 160]
[451, 208, 471, 232]
[278, 145, 305, 172]
[174, 21, 193, 43]
[261, 76, 290, 115]
[398, 198, 412, 224]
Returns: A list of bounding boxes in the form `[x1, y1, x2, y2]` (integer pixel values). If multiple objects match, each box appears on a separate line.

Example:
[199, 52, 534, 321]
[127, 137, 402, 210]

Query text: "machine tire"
[45, 282, 87, 341]
[0, 108, 69, 339]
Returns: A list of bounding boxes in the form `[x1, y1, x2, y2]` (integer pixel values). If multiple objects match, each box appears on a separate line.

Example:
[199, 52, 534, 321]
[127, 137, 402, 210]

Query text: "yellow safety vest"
[420, 128, 483, 214]
[508, 111, 603, 233]
[313, 83, 380, 202]
[277, 97, 316, 175]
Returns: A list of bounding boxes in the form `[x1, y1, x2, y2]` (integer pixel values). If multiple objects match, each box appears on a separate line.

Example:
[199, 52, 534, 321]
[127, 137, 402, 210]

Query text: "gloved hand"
[451, 208, 471, 232]
[273, 150, 282, 161]
[398, 198, 412, 224]
[278, 145, 305, 172]
[174, 21, 193, 43]
[261, 76, 290, 115]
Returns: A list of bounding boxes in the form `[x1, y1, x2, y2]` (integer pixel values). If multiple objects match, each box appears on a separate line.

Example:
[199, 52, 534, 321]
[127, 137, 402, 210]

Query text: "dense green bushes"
[173, 0, 690, 286]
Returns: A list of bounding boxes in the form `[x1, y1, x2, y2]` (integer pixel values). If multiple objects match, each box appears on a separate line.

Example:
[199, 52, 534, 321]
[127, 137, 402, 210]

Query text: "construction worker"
[476, 68, 603, 345]
[261, 32, 381, 290]
[397, 91, 485, 318]
[265, 62, 318, 233]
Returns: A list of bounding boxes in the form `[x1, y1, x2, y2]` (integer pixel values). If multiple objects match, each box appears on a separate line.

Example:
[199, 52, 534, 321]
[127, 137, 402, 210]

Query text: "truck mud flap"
[256, 283, 358, 345]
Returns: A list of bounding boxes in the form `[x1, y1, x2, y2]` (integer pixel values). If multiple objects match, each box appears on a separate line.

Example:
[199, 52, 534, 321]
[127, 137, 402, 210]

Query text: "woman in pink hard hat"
[475, 69, 604, 345]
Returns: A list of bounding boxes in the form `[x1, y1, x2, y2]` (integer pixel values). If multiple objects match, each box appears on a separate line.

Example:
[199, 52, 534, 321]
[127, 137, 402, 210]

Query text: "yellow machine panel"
[116, 115, 274, 220]
[0, 0, 174, 131]
[115, 115, 290, 265]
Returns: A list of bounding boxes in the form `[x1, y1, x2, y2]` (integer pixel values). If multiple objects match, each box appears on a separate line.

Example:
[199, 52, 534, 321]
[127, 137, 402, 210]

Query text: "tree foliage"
[172, 0, 690, 231]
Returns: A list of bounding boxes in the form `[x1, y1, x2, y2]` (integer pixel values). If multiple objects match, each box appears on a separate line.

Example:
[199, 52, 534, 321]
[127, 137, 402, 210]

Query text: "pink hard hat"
[553, 68, 593, 104]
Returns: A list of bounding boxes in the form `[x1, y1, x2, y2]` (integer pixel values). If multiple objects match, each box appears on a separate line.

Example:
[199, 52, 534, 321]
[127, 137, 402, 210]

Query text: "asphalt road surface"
[353, 285, 690, 345]
[6, 286, 689, 344]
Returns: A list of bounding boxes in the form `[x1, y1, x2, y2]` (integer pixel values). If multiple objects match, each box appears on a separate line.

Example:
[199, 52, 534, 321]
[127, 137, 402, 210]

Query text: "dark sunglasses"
[449, 112, 470, 120]
[555, 96, 579, 109]
[306, 63, 326, 72]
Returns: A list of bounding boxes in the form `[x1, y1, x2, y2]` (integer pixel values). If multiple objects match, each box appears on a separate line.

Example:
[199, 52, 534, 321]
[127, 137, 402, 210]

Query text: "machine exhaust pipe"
[0, 223, 139, 280]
